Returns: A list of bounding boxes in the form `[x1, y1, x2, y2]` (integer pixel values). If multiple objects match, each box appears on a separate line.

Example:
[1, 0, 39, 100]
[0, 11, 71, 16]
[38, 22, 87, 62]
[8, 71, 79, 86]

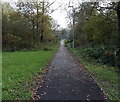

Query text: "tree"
[82, 12, 117, 45]
[67, 2, 118, 47]
[2, 0, 58, 51]
[16, 0, 57, 43]
[96, 2, 120, 47]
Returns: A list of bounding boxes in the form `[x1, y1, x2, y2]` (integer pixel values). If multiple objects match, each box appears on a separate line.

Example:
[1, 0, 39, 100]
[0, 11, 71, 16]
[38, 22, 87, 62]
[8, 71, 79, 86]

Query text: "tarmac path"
[36, 40, 105, 101]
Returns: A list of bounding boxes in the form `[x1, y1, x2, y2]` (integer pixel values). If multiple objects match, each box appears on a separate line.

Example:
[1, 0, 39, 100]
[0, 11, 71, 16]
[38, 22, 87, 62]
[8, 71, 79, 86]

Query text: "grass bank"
[2, 42, 59, 100]
[69, 48, 119, 101]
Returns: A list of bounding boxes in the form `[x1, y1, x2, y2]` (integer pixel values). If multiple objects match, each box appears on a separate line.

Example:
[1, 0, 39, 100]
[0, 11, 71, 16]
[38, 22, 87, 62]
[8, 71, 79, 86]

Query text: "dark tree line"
[2, 1, 58, 51]
[67, 2, 120, 67]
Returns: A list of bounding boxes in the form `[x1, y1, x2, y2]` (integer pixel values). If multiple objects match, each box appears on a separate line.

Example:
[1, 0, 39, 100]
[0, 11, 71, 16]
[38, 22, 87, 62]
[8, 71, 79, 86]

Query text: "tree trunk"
[41, 1, 44, 41]
[32, 19, 36, 45]
[36, 3, 39, 43]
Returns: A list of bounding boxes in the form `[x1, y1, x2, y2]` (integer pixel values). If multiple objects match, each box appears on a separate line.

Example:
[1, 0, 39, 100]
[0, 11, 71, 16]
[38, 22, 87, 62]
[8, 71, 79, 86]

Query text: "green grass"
[2, 42, 59, 100]
[70, 48, 119, 101]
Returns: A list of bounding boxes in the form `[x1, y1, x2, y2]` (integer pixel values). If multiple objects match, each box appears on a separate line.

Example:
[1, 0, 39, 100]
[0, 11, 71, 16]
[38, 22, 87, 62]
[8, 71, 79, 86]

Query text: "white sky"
[49, 0, 71, 29]
[49, 0, 81, 28]
[2, 0, 116, 28]
[48, 0, 68, 28]
[1, 0, 81, 29]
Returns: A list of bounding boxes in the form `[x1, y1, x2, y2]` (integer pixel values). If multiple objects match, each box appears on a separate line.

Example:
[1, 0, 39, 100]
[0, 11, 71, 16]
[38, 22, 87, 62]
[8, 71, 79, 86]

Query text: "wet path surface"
[37, 40, 105, 100]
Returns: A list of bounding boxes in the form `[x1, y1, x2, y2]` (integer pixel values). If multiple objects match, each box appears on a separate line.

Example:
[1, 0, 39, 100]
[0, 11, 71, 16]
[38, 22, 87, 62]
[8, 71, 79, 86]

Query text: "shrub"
[91, 47, 105, 59]
[100, 50, 116, 66]
[64, 39, 72, 48]
[43, 48, 52, 51]
[116, 48, 120, 68]
[79, 45, 117, 66]
[74, 40, 81, 47]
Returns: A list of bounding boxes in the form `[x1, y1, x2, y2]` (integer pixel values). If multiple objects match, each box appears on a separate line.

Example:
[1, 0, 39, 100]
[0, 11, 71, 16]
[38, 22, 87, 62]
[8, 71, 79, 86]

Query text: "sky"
[2, 0, 115, 28]
[1, 0, 81, 29]
[49, 0, 72, 29]
[49, 0, 68, 28]
[48, 0, 80, 28]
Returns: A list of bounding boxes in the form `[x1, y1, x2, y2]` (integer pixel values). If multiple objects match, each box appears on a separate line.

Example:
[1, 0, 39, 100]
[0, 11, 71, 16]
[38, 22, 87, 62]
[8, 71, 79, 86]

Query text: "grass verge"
[2, 42, 59, 100]
[69, 48, 119, 101]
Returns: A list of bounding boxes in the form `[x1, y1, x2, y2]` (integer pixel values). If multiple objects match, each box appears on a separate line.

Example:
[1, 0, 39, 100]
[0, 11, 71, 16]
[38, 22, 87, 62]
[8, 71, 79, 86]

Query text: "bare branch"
[49, 2, 63, 14]
[46, 0, 56, 8]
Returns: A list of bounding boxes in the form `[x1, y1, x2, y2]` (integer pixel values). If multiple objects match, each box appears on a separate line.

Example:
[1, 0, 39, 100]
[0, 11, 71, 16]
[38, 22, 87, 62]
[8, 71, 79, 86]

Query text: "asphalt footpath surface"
[36, 40, 106, 101]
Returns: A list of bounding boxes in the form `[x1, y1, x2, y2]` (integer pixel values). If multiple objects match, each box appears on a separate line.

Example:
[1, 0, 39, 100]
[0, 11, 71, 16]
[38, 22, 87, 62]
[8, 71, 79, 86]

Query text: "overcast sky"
[1, 0, 81, 29]
[49, 0, 69, 29]
[2, 0, 115, 28]
[49, 0, 75, 29]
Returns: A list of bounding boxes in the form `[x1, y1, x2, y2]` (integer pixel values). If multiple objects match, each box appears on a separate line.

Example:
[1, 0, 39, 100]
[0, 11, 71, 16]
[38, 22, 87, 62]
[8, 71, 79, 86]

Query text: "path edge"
[31, 45, 60, 100]
[66, 47, 110, 102]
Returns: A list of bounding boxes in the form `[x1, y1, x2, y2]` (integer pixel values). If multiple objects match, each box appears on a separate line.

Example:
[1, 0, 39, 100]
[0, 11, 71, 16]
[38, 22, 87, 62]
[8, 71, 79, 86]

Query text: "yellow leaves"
[6, 34, 22, 44]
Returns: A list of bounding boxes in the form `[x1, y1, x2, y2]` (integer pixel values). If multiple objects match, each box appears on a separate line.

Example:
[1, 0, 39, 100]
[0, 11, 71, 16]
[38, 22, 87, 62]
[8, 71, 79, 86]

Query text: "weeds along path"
[35, 40, 105, 100]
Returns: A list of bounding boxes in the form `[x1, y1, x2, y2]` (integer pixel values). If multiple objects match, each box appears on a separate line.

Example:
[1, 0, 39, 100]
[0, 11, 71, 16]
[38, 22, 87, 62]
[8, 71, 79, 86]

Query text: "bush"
[43, 48, 52, 51]
[19, 41, 35, 49]
[91, 47, 105, 59]
[82, 47, 94, 58]
[3, 34, 35, 51]
[116, 48, 120, 68]
[80, 45, 117, 66]
[74, 40, 81, 47]
[66, 39, 118, 67]
[64, 39, 72, 48]
[100, 50, 116, 66]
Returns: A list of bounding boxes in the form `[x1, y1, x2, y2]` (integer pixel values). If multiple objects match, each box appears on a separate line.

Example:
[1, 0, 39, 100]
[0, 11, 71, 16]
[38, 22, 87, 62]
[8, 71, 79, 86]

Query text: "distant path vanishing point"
[36, 40, 106, 101]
